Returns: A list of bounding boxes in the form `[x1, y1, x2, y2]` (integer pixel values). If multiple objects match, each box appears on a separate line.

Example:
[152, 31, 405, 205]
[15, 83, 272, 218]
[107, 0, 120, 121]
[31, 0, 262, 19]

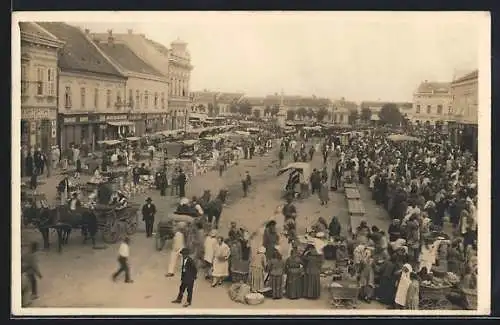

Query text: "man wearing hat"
[172, 248, 197, 307]
[142, 197, 157, 238]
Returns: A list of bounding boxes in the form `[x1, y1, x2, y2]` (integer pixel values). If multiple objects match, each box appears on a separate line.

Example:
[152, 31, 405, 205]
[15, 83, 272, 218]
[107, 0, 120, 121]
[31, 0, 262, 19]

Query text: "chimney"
[127, 29, 133, 35]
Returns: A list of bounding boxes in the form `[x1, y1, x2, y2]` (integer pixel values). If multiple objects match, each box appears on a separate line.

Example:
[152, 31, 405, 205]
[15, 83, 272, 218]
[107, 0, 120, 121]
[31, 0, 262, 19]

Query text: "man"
[278, 149, 284, 167]
[68, 192, 81, 211]
[171, 248, 198, 307]
[178, 169, 187, 198]
[57, 176, 70, 205]
[22, 241, 42, 301]
[132, 165, 140, 186]
[171, 169, 179, 196]
[166, 223, 186, 277]
[112, 237, 133, 283]
[142, 197, 156, 238]
[282, 197, 297, 222]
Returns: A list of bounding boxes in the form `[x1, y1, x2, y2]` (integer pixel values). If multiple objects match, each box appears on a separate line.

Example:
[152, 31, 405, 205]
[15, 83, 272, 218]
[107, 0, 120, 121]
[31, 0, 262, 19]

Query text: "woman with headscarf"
[328, 216, 341, 238]
[376, 258, 398, 305]
[394, 264, 413, 308]
[263, 220, 280, 260]
[318, 179, 329, 206]
[447, 239, 465, 276]
[249, 246, 267, 292]
[267, 250, 285, 299]
[358, 257, 375, 303]
[302, 244, 323, 299]
[284, 248, 304, 299]
[405, 272, 420, 310]
[211, 237, 231, 287]
[417, 237, 441, 274]
[388, 219, 402, 243]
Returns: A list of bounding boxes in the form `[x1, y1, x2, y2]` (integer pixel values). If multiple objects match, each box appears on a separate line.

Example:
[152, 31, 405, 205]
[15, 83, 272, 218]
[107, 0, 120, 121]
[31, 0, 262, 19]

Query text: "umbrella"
[387, 134, 421, 142]
[277, 162, 311, 181]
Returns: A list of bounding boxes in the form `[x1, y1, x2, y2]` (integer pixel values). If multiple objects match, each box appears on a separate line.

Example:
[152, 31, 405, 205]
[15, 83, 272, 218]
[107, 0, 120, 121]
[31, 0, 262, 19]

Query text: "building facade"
[92, 31, 170, 135]
[411, 81, 452, 126]
[168, 40, 193, 130]
[332, 98, 358, 125]
[20, 22, 64, 154]
[244, 97, 266, 118]
[37, 23, 128, 150]
[448, 70, 479, 154]
[190, 90, 218, 115]
[216, 93, 245, 116]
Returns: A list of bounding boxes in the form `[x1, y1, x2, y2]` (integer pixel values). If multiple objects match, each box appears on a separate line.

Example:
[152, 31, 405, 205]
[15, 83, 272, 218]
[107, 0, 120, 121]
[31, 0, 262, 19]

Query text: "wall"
[411, 92, 452, 125]
[450, 78, 478, 125]
[125, 76, 169, 113]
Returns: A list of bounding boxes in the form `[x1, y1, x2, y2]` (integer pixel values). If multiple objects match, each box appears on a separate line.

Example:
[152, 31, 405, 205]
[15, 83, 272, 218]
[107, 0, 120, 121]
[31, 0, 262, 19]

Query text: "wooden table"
[344, 183, 357, 189]
[347, 199, 365, 217]
[345, 188, 361, 200]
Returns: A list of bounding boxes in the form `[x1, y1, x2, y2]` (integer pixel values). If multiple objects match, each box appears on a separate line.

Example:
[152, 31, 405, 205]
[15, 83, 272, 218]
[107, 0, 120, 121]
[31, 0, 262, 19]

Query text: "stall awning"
[107, 121, 134, 126]
[125, 137, 140, 141]
[97, 140, 122, 146]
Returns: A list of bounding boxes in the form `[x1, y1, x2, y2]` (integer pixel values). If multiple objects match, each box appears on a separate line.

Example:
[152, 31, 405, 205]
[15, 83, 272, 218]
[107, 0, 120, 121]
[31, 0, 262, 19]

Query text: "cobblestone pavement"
[20, 143, 393, 310]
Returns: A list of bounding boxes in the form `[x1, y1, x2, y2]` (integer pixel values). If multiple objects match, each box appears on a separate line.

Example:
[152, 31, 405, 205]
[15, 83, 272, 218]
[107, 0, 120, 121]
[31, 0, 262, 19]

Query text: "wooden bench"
[347, 199, 366, 218]
[345, 188, 361, 200]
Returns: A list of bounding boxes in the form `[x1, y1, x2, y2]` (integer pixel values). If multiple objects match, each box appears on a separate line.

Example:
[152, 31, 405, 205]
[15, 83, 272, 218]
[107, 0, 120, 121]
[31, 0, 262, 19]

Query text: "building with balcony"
[410, 81, 452, 126]
[91, 30, 170, 135]
[37, 23, 128, 150]
[448, 70, 479, 154]
[19, 22, 64, 154]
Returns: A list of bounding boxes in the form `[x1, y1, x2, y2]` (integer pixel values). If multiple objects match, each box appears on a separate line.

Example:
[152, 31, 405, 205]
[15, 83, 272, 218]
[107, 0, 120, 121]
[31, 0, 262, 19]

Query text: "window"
[94, 88, 99, 108]
[426, 105, 431, 114]
[106, 89, 111, 108]
[170, 78, 173, 95]
[135, 90, 140, 109]
[47, 68, 55, 96]
[448, 106, 453, 114]
[154, 92, 158, 108]
[36, 67, 44, 95]
[116, 91, 122, 108]
[21, 63, 28, 95]
[416, 105, 421, 114]
[80, 87, 86, 109]
[161, 92, 165, 109]
[144, 91, 149, 109]
[128, 89, 133, 108]
[64, 86, 72, 109]
[437, 104, 443, 115]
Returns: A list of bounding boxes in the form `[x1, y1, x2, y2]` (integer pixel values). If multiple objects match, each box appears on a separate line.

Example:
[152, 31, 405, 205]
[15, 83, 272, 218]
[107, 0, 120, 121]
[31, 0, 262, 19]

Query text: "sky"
[30, 12, 486, 102]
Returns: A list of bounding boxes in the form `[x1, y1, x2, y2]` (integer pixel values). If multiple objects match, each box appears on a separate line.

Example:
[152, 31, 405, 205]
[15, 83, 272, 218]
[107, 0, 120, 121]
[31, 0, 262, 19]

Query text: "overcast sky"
[33, 12, 485, 101]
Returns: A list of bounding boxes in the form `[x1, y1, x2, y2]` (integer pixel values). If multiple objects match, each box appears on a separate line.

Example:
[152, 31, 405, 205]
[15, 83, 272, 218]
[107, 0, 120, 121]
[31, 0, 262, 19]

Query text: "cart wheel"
[155, 233, 166, 251]
[102, 220, 119, 244]
[436, 298, 452, 310]
[330, 298, 344, 308]
[419, 298, 435, 310]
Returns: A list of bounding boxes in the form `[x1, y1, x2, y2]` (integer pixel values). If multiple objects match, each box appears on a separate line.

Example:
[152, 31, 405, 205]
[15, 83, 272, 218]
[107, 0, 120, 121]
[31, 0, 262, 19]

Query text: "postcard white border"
[11, 11, 491, 316]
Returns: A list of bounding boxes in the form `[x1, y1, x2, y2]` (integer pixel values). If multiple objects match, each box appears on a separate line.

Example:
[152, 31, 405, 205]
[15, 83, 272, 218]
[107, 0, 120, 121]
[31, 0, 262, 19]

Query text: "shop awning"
[107, 121, 134, 126]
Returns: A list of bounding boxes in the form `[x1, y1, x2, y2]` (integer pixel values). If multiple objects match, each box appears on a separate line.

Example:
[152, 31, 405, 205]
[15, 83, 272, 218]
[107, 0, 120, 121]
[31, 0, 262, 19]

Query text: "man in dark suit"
[171, 248, 197, 307]
[142, 197, 156, 237]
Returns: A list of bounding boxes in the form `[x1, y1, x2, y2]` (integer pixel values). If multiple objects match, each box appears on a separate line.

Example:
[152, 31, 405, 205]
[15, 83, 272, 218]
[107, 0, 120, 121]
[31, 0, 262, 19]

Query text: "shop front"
[58, 113, 102, 152]
[129, 113, 145, 136]
[104, 114, 135, 140]
[145, 113, 168, 134]
[447, 121, 478, 156]
[21, 107, 57, 153]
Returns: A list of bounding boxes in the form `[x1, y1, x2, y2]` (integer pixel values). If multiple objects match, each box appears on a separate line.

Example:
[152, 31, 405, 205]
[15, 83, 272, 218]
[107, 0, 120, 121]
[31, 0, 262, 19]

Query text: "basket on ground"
[245, 293, 265, 305]
[328, 283, 359, 308]
[419, 285, 453, 310]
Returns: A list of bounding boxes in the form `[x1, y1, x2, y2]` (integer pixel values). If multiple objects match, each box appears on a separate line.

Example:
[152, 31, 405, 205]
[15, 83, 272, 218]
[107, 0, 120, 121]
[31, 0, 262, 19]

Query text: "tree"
[378, 103, 403, 126]
[286, 109, 296, 121]
[315, 107, 329, 122]
[360, 107, 372, 123]
[295, 107, 307, 120]
[238, 99, 252, 115]
[207, 103, 214, 117]
[271, 104, 280, 117]
[253, 109, 261, 119]
[306, 108, 315, 120]
[348, 109, 359, 125]
[264, 105, 271, 117]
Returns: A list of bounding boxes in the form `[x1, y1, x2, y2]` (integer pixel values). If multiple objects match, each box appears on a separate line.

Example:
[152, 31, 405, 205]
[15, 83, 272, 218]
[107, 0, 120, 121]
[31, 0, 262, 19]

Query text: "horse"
[205, 189, 228, 229]
[22, 205, 98, 253]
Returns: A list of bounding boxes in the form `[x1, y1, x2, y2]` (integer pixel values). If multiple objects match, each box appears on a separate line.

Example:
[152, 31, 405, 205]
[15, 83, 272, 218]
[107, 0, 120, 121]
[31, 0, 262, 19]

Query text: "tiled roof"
[398, 102, 413, 110]
[37, 22, 123, 77]
[452, 70, 478, 84]
[416, 81, 451, 93]
[95, 42, 165, 77]
[216, 93, 244, 103]
[243, 97, 266, 106]
[144, 37, 170, 56]
[20, 22, 59, 41]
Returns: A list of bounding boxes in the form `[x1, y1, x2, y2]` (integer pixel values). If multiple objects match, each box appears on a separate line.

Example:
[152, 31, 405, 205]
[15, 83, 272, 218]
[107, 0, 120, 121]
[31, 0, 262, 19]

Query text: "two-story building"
[19, 22, 64, 154]
[37, 22, 128, 151]
[91, 30, 170, 135]
[190, 90, 218, 115]
[216, 93, 245, 116]
[244, 97, 266, 118]
[332, 99, 358, 125]
[411, 81, 452, 126]
[448, 70, 479, 155]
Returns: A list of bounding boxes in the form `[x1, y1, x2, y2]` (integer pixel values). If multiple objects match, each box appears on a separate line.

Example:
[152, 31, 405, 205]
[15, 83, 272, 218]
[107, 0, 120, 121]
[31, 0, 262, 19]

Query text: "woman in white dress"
[394, 263, 413, 308]
[203, 230, 218, 279]
[211, 237, 231, 287]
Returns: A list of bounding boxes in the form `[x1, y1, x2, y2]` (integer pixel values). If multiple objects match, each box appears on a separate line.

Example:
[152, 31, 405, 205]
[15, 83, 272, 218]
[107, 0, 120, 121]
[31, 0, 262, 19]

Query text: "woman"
[229, 238, 242, 281]
[448, 239, 465, 276]
[388, 219, 402, 242]
[394, 264, 413, 308]
[302, 245, 323, 299]
[267, 250, 285, 299]
[405, 272, 420, 310]
[211, 237, 231, 287]
[312, 217, 328, 234]
[328, 216, 341, 238]
[284, 248, 303, 299]
[376, 258, 398, 305]
[263, 221, 280, 260]
[249, 247, 267, 292]
[318, 179, 329, 206]
[358, 258, 375, 303]
[203, 230, 218, 279]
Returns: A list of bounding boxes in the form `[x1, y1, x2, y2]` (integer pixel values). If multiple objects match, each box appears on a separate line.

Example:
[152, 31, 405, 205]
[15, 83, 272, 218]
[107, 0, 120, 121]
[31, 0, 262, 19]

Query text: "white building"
[411, 81, 452, 126]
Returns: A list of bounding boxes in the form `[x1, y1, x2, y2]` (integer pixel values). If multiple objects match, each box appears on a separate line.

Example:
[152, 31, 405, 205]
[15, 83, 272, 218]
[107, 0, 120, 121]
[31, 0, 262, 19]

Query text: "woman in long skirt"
[249, 247, 267, 292]
[285, 249, 303, 299]
[211, 237, 231, 287]
[267, 250, 285, 299]
[302, 245, 323, 299]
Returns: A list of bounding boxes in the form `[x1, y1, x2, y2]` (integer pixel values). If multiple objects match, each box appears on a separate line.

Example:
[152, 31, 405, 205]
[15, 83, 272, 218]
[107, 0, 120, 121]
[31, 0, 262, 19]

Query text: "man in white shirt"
[112, 237, 133, 283]
[166, 224, 186, 277]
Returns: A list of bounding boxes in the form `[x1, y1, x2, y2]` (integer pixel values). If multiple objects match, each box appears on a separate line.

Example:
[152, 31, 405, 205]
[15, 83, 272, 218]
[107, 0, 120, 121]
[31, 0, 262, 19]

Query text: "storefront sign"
[79, 116, 89, 123]
[106, 114, 128, 121]
[64, 117, 77, 124]
[147, 114, 164, 119]
[129, 114, 143, 121]
[21, 108, 55, 121]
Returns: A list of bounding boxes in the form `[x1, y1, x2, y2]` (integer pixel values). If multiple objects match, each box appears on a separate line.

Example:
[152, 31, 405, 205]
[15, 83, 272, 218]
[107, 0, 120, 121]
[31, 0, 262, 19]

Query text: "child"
[406, 272, 420, 310]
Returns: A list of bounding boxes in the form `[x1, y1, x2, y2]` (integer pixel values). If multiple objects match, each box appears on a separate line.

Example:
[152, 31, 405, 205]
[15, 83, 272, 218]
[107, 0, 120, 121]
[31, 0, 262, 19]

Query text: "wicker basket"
[245, 293, 265, 305]
[420, 285, 452, 300]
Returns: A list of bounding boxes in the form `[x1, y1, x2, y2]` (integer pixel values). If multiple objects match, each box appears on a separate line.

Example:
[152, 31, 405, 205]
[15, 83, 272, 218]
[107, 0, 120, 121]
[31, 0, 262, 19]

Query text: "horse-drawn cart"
[155, 214, 197, 251]
[93, 203, 140, 244]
